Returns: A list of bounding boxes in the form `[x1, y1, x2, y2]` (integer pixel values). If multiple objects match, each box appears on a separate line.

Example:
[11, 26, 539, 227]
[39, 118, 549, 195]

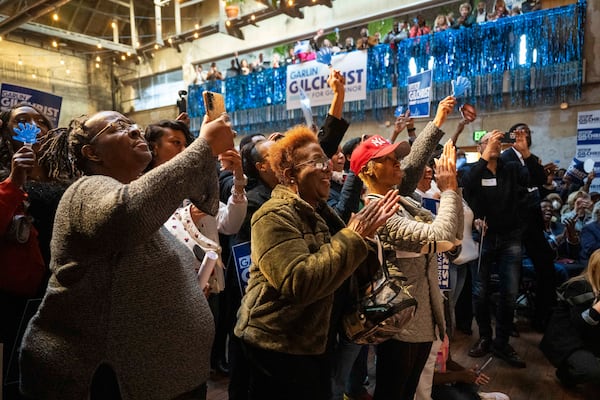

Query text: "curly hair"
[268, 125, 318, 184]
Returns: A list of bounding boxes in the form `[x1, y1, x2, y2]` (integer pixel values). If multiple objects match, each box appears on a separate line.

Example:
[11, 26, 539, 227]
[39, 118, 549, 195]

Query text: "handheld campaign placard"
[232, 241, 251, 296]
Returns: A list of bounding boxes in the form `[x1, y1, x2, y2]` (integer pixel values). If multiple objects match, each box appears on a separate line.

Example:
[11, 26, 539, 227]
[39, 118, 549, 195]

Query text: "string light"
[52, 12, 59, 21]
[52, 40, 58, 47]
[60, 58, 65, 65]
[121, 54, 126, 60]
[194, 32, 199, 39]
[111, 21, 117, 29]
[32, 73, 36, 79]
[154, 44, 159, 50]
[194, 23, 200, 30]
[126, 51, 131, 57]
[97, 42, 102, 49]
[95, 63, 100, 68]
[66, 68, 71, 75]
[18, 56, 23, 66]
[95, 56, 101, 62]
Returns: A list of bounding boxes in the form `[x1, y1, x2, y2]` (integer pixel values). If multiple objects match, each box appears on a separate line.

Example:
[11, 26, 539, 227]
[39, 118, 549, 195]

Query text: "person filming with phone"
[462, 129, 539, 369]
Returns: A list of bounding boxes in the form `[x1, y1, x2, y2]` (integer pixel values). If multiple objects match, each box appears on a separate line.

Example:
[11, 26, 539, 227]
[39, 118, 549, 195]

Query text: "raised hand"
[9, 146, 36, 188]
[433, 96, 457, 128]
[434, 139, 458, 192]
[199, 114, 235, 156]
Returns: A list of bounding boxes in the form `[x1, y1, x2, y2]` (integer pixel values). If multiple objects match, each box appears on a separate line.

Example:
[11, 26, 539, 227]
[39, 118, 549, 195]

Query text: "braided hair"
[37, 115, 92, 180]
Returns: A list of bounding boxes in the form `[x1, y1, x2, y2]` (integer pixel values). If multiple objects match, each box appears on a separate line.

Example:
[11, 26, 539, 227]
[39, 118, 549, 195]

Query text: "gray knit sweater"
[19, 137, 218, 400]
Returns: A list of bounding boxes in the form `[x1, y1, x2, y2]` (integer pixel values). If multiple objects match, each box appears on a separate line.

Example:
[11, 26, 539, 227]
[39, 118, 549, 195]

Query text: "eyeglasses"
[296, 156, 331, 171]
[89, 120, 139, 143]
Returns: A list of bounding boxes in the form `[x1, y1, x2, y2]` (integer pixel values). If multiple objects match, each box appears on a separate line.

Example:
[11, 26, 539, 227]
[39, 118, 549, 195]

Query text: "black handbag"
[343, 252, 418, 345]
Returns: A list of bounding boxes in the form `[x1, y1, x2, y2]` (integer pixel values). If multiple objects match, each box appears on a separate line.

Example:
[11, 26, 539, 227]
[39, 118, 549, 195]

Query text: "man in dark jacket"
[500, 123, 555, 331]
[462, 130, 534, 369]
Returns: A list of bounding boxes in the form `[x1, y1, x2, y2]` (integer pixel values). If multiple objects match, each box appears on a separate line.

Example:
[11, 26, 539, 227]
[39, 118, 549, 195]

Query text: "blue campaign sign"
[407, 70, 432, 118]
[232, 241, 251, 296]
[1, 83, 62, 128]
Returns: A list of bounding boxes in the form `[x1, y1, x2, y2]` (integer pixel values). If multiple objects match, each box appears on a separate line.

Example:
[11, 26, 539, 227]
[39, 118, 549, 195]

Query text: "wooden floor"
[206, 319, 590, 400]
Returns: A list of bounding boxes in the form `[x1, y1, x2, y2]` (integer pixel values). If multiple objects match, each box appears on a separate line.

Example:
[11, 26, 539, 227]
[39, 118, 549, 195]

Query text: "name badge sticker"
[481, 178, 497, 186]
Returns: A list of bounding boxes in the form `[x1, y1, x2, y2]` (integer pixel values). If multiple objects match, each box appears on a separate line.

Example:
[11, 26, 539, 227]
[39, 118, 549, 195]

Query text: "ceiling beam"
[0, 0, 73, 37]
[0, 14, 135, 53]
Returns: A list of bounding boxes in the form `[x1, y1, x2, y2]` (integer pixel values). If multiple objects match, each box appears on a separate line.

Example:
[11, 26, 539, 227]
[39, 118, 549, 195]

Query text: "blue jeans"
[447, 261, 471, 337]
[330, 336, 363, 400]
[471, 229, 522, 346]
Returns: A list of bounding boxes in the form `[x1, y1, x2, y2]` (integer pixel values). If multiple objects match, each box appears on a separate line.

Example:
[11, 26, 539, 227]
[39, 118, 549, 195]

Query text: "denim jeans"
[447, 260, 472, 337]
[471, 229, 522, 346]
[330, 336, 363, 400]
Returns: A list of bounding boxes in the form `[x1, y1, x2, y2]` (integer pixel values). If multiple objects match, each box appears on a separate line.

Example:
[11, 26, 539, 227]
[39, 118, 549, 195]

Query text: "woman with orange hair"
[234, 126, 400, 400]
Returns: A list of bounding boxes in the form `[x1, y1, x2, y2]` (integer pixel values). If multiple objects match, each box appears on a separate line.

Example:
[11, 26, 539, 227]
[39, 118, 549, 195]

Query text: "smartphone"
[500, 131, 516, 143]
[476, 356, 493, 374]
[202, 91, 226, 121]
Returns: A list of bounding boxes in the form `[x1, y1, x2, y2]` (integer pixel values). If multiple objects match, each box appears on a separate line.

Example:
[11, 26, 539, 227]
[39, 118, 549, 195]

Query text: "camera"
[176, 90, 187, 114]
[501, 131, 516, 143]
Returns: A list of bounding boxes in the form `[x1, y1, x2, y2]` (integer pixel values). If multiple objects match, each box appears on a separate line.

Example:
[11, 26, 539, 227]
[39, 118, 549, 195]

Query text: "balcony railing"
[188, 0, 585, 135]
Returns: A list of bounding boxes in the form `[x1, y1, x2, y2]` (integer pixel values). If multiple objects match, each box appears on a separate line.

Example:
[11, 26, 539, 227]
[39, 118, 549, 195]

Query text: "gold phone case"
[203, 91, 225, 120]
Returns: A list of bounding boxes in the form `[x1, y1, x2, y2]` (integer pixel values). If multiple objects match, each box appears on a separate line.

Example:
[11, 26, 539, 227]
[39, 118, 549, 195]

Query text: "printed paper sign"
[286, 51, 367, 110]
[576, 111, 600, 192]
[1, 83, 62, 128]
[407, 69, 432, 118]
[232, 241, 251, 296]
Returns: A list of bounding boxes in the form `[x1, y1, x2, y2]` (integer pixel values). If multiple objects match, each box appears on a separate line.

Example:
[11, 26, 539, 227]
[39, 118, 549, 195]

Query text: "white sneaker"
[478, 392, 510, 400]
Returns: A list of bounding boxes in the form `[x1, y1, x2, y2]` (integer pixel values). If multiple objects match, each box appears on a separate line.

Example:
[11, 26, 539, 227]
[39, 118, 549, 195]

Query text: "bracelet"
[407, 127, 416, 132]
[233, 173, 248, 187]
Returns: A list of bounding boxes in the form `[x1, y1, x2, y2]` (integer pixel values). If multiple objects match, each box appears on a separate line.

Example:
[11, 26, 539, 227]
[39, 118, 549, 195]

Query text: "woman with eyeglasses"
[234, 125, 400, 400]
[350, 97, 463, 400]
[19, 110, 235, 400]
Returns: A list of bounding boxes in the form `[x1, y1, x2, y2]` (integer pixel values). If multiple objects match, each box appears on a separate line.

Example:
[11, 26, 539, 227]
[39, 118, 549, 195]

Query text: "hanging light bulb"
[52, 40, 58, 47]
[111, 21, 117, 29]
[18, 56, 23, 66]
[95, 63, 100, 68]
[60, 58, 65, 65]
[154, 44, 159, 50]
[96, 55, 101, 62]
[97, 42, 102, 49]
[66, 68, 71, 75]
[52, 12, 59, 21]
[32, 73, 37, 79]
[121, 54, 126, 60]
[194, 32, 199, 39]
[126, 51, 131, 57]
[194, 23, 200, 30]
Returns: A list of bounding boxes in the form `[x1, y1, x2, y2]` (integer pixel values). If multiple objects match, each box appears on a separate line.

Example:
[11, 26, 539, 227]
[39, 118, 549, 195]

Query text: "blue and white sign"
[438, 252, 451, 290]
[576, 110, 600, 193]
[286, 50, 367, 110]
[232, 241, 251, 296]
[407, 69, 432, 118]
[1, 83, 62, 128]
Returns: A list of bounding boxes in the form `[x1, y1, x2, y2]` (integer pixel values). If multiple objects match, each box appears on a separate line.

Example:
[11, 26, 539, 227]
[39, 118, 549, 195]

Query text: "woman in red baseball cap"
[351, 96, 464, 400]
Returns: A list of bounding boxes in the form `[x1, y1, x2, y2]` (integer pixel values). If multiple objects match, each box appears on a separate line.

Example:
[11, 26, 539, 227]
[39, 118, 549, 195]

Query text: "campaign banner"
[407, 69, 432, 118]
[286, 51, 367, 110]
[232, 241, 251, 296]
[437, 252, 451, 290]
[1, 83, 62, 128]
[576, 110, 600, 193]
